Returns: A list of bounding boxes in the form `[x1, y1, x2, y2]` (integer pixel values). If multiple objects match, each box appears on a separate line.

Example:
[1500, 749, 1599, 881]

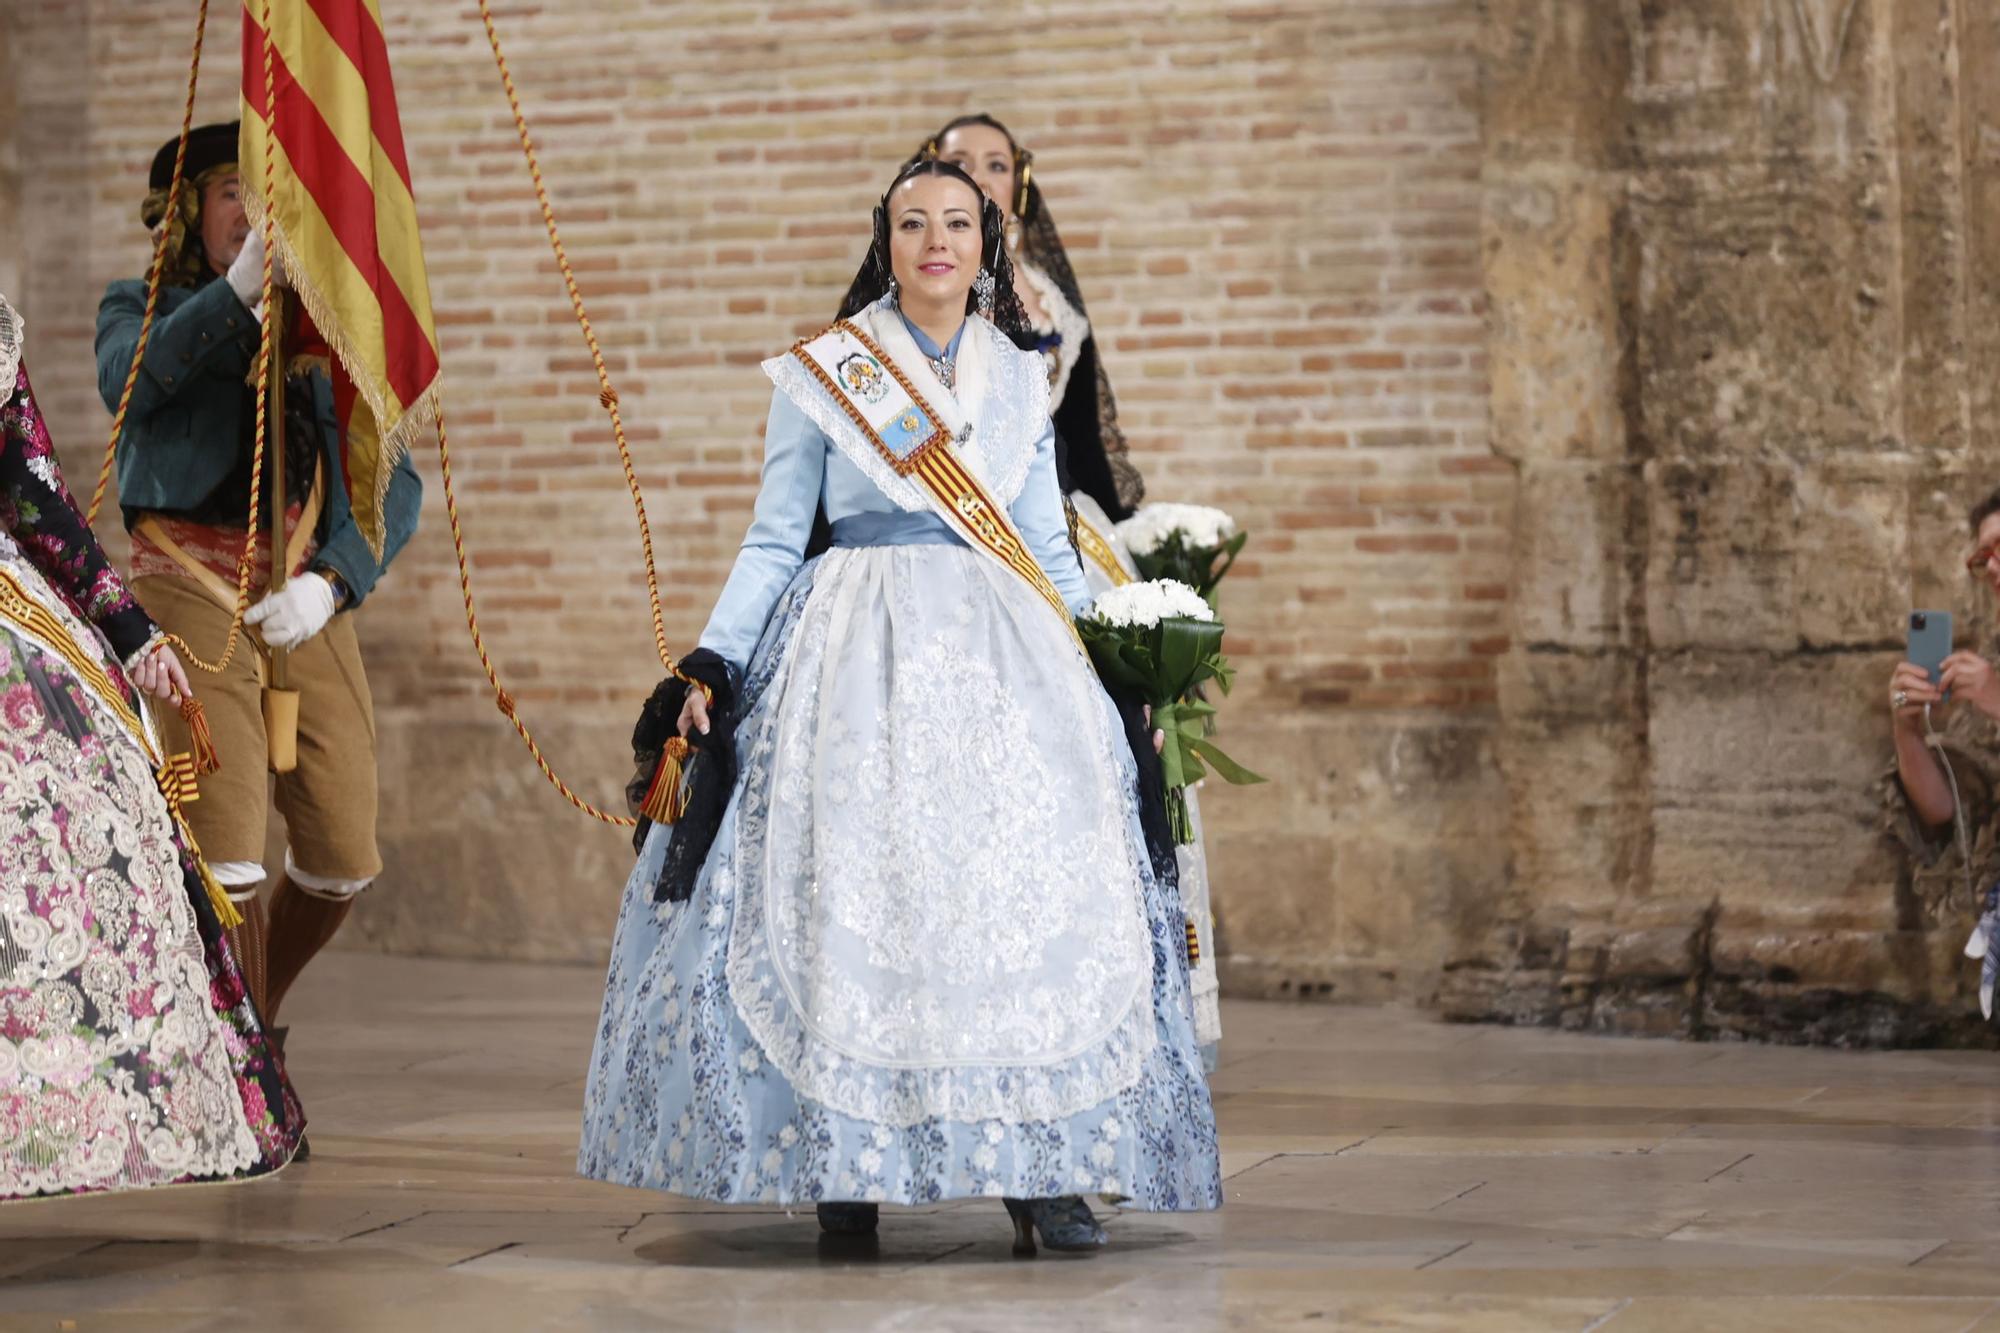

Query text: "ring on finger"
[1893, 689, 1910, 709]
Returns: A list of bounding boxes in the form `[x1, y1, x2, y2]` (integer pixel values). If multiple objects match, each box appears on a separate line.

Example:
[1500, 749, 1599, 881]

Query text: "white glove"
[246, 573, 338, 649]
[224, 230, 289, 313]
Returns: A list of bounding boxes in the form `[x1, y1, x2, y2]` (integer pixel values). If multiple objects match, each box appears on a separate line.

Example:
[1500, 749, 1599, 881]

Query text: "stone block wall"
[1448, 0, 2000, 1044]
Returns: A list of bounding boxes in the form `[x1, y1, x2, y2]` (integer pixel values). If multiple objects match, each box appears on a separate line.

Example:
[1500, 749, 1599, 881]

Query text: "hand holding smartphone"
[1909, 610, 1954, 704]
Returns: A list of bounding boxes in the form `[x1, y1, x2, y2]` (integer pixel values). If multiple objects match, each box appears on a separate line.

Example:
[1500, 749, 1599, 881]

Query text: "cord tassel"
[640, 736, 694, 825]
[180, 695, 221, 774]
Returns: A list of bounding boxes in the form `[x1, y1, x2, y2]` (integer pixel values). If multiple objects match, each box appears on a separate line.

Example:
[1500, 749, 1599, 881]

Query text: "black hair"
[1972, 487, 2000, 537]
[834, 157, 1029, 337]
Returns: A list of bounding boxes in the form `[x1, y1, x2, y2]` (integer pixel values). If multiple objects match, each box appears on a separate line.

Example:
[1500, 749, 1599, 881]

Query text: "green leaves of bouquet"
[1081, 577, 1266, 844]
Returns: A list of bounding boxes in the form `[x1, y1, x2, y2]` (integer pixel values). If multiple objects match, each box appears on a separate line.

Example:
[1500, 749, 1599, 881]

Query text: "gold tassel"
[640, 736, 694, 825]
[180, 696, 221, 774]
[1185, 919, 1201, 967]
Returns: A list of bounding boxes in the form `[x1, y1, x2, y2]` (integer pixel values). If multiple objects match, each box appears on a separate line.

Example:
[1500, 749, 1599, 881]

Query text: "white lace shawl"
[760, 296, 1050, 513]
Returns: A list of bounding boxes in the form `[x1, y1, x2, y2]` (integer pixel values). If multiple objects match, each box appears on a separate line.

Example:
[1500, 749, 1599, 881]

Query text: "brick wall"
[7, 0, 1499, 981]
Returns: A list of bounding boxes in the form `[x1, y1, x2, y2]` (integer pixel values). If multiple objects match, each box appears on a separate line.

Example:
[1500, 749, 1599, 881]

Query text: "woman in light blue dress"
[577, 159, 1220, 1253]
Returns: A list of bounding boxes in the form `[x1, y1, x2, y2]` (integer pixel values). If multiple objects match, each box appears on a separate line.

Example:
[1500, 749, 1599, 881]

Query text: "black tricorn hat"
[148, 120, 241, 193]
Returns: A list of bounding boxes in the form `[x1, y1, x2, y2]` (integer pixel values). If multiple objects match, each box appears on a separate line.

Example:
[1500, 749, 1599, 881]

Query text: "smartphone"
[1909, 609, 1954, 702]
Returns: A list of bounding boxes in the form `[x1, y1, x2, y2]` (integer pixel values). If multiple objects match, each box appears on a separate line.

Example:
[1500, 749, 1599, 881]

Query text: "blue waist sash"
[828, 512, 967, 549]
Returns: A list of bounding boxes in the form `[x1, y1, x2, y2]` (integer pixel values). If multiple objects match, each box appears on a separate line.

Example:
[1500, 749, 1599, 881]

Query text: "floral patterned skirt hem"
[575, 841, 1221, 1213]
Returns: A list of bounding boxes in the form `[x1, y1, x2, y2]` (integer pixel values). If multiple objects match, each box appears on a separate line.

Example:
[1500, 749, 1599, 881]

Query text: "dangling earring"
[886, 273, 899, 303]
[974, 267, 996, 320]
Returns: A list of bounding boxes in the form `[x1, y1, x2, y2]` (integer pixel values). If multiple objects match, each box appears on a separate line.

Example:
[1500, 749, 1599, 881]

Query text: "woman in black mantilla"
[924, 114, 1146, 526]
[924, 115, 1227, 1066]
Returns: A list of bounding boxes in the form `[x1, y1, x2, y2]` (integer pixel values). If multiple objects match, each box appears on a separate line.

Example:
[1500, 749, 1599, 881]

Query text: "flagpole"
[267, 292, 289, 694]
[261, 289, 299, 774]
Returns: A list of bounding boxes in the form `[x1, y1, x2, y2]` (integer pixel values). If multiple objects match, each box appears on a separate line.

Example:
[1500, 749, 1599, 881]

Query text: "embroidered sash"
[1075, 514, 1133, 589]
[791, 320, 1082, 651]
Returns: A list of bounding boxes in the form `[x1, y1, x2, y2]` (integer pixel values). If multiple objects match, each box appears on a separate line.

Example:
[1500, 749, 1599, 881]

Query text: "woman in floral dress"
[0, 295, 301, 1201]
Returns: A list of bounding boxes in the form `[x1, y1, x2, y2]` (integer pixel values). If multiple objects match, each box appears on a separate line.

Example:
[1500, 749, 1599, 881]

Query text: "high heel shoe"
[816, 1201, 880, 1235]
[1002, 1196, 1107, 1257]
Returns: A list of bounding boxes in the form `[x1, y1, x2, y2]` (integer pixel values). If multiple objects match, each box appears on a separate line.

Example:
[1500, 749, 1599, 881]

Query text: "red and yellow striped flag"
[239, 0, 439, 557]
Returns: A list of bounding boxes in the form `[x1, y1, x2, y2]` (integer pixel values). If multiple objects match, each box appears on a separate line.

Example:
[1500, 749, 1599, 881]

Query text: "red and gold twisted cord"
[436, 400, 635, 825]
[90, 0, 210, 529]
[88, 0, 270, 682]
[432, 0, 712, 825]
[475, 0, 680, 685]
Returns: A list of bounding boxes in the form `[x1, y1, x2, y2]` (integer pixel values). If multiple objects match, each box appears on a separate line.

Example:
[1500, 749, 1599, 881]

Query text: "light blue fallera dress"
[577, 298, 1221, 1210]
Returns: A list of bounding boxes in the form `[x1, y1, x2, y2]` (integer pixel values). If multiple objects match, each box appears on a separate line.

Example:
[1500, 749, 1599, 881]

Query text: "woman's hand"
[1143, 703, 1164, 755]
[677, 688, 711, 739]
[1942, 651, 2000, 723]
[131, 644, 191, 704]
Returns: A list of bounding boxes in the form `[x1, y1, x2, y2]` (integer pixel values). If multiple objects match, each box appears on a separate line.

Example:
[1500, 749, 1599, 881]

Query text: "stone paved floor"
[8, 953, 2000, 1330]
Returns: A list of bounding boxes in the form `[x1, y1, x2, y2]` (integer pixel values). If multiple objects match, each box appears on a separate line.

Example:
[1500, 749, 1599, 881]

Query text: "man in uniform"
[96, 120, 422, 1031]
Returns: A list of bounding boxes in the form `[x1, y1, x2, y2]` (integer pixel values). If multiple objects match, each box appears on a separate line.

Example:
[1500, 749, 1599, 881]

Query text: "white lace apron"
[724, 305, 1157, 1126]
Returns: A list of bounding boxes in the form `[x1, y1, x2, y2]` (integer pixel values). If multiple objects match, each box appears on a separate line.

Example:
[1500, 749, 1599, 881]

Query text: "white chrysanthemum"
[1116, 502, 1237, 557]
[1088, 578, 1215, 629]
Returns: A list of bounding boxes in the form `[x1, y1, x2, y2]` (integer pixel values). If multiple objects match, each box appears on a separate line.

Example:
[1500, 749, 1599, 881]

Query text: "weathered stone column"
[1446, 0, 1651, 1026]
[1456, 0, 2000, 1043]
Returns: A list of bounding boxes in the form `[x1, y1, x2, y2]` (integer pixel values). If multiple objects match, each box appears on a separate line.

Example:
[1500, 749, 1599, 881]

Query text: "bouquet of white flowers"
[1115, 503, 1247, 607]
[1080, 578, 1265, 844]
